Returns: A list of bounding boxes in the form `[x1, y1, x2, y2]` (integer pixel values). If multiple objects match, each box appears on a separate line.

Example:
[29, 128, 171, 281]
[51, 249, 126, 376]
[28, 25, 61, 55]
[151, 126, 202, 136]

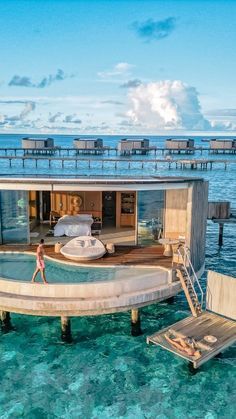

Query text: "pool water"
[0, 253, 149, 283]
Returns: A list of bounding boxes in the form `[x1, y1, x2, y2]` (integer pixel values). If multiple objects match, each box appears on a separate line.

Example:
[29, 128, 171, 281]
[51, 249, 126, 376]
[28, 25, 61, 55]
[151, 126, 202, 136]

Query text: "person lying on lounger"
[164, 334, 201, 359]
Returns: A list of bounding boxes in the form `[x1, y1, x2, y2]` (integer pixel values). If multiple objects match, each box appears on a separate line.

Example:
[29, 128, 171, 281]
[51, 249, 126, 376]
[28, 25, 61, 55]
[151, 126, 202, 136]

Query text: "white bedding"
[54, 214, 93, 237]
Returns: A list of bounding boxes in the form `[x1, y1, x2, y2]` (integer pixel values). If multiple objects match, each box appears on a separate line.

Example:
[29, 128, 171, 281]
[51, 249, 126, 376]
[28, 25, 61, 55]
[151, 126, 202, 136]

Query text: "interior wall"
[51, 191, 102, 218]
[164, 189, 188, 238]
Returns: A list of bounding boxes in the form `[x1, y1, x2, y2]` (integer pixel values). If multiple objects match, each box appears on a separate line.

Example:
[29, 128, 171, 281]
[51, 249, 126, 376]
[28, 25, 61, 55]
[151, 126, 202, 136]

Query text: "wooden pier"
[147, 311, 236, 369]
[0, 154, 236, 171]
[207, 201, 236, 245]
[0, 146, 236, 158]
[147, 270, 236, 369]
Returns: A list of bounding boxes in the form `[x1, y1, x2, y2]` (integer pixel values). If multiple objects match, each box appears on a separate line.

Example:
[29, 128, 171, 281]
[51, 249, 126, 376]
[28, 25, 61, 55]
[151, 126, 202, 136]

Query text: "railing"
[177, 245, 204, 309]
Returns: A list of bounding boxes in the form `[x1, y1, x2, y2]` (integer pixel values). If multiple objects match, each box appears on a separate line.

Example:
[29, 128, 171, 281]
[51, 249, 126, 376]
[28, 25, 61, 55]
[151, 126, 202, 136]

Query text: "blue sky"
[0, 0, 236, 134]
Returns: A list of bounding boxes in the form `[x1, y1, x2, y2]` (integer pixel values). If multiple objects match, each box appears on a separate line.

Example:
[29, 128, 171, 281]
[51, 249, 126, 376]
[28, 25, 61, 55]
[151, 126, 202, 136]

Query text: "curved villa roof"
[0, 175, 204, 191]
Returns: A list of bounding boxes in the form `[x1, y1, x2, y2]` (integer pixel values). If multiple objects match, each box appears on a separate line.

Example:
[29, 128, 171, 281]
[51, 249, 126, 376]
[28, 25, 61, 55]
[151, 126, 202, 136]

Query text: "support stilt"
[131, 308, 142, 336]
[218, 223, 224, 246]
[61, 316, 72, 343]
[0, 311, 12, 332]
[166, 296, 175, 304]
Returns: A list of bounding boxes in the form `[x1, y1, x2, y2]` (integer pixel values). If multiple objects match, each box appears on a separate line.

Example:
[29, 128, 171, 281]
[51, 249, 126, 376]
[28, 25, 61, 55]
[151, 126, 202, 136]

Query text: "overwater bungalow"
[165, 138, 195, 153]
[22, 137, 55, 154]
[0, 175, 208, 338]
[118, 138, 153, 155]
[209, 138, 236, 153]
[73, 138, 104, 154]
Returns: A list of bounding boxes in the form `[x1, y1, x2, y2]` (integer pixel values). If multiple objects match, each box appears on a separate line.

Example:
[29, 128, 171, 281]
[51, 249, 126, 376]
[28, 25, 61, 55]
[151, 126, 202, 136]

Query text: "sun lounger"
[60, 236, 106, 261]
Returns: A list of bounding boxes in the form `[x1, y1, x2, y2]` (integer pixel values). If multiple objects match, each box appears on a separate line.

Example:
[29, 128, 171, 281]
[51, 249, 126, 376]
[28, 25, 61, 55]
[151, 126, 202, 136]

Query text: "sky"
[0, 0, 236, 135]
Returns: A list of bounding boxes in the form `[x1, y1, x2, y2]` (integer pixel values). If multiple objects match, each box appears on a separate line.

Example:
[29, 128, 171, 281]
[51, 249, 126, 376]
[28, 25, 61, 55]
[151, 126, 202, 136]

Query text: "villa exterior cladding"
[165, 138, 195, 153]
[22, 137, 54, 149]
[73, 138, 103, 149]
[209, 138, 236, 152]
[0, 176, 208, 275]
[118, 138, 151, 155]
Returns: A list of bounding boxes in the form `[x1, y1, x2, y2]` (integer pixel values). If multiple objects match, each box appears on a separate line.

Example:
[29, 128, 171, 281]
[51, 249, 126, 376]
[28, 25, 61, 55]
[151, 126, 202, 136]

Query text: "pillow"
[84, 239, 92, 247]
[75, 239, 83, 247]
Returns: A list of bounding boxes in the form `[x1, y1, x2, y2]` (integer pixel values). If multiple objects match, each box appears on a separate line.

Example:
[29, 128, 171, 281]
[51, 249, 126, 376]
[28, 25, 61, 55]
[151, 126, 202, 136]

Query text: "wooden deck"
[0, 244, 172, 268]
[147, 311, 236, 368]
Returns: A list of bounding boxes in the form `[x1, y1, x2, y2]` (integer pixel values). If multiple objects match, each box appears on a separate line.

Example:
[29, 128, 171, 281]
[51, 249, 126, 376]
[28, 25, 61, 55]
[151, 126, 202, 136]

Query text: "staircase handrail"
[177, 245, 204, 308]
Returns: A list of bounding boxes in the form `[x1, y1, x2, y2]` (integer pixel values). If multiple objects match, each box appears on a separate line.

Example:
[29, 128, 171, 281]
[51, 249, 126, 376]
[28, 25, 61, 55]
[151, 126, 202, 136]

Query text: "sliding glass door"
[0, 190, 29, 244]
[137, 190, 165, 245]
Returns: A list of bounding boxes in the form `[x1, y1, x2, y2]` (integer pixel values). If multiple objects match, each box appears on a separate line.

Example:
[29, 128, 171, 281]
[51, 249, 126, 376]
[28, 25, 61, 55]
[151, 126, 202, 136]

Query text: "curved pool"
[0, 253, 158, 284]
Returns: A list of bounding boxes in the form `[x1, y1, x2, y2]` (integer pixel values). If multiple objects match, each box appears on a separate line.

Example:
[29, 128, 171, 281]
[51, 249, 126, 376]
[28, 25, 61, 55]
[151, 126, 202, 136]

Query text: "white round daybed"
[60, 236, 106, 261]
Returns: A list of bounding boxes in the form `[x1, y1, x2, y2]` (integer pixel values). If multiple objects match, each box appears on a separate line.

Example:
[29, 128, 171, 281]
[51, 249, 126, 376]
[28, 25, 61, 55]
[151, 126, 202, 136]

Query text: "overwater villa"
[0, 175, 207, 327]
[73, 137, 104, 154]
[118, 138, 155, 155]
[0, 173, 235, 367]
[209, 138, 236, 153]
[165, 138, 195, 153]
[22, 137, 56, 154]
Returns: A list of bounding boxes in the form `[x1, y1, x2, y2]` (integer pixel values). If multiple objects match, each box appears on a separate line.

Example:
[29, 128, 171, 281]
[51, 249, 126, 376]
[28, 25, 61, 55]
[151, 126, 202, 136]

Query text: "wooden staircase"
[176, 246, 203, 317]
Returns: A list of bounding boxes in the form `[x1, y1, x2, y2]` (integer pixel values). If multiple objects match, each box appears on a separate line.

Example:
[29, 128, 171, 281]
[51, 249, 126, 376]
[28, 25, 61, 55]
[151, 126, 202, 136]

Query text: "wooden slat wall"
[164, 189, 188, 238]
[187, 181, 209, 272]
[51, 191, 102, 218]
[207, 271, 236, 320]
[29, 190, 37, 217]
[207, 202, 230, 219]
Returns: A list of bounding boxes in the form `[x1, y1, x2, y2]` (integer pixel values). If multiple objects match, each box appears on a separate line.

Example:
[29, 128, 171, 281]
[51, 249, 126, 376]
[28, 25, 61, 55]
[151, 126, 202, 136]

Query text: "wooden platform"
[1, 154, 236, 171]
[0, 244, 172, 268]
[147, 311, 236, 368]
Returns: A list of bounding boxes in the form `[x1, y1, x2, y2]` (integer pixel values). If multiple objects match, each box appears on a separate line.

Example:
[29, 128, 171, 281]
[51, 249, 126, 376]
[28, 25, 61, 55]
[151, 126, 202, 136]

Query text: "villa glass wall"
[0, 190, 29, 244]
[137, 190, 164, 245]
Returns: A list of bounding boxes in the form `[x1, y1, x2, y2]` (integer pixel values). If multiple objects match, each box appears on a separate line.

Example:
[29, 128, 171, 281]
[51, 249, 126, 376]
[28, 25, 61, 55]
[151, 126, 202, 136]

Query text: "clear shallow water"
[0, 134, 236, 418]
[0, 253, 141, 283]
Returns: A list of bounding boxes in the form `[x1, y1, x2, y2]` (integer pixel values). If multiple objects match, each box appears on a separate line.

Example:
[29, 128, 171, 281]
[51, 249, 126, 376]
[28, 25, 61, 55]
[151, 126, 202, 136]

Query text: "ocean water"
[0, 134, 235, 418]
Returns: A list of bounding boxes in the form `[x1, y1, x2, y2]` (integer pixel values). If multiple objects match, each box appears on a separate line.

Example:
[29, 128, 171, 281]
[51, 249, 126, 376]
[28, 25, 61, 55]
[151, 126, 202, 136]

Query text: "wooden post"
[60, 316, 72, 342]
[0, 311, 12, 332]
[131, 308, 142, 336]
[218, 223, 224, 246]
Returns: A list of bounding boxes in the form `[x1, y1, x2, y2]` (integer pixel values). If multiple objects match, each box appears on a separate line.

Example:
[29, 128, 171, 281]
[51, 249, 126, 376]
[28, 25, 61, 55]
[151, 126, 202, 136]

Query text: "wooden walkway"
[0, 154, 236, 170]
[147, 311, 236, 368]
[0, 244, 172, 268]
[0, 146, 236, 157]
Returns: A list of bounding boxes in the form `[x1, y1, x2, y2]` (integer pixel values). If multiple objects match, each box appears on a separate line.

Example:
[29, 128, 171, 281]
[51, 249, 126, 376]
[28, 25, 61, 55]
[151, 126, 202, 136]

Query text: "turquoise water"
[0, 253, 134, 283]
[0, 135, 236, 418]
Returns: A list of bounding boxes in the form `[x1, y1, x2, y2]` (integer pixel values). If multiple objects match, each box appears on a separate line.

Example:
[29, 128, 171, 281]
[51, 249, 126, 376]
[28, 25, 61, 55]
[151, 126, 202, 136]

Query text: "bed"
[54, 214, 93, 237]
[60, 236, 106, 261]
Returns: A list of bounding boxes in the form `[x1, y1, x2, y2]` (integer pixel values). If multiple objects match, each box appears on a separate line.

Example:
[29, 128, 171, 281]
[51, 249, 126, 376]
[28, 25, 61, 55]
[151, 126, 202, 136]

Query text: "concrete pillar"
[61, 316, 72, 343]
[218, 223, 224, 246]
[131, 309, 142, 336]
[0, 311, 12, 332]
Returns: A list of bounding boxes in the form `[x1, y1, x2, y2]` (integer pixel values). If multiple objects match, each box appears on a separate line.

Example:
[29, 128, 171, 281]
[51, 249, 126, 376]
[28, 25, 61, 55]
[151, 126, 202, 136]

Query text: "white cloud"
[0, 101, 36, 128]
[98, 62, 134, 78]
[20, 101, 36, 119]
[1, 86, 236, 134]
[204, 108, 236, 130]
[126, 80, 211, 131]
